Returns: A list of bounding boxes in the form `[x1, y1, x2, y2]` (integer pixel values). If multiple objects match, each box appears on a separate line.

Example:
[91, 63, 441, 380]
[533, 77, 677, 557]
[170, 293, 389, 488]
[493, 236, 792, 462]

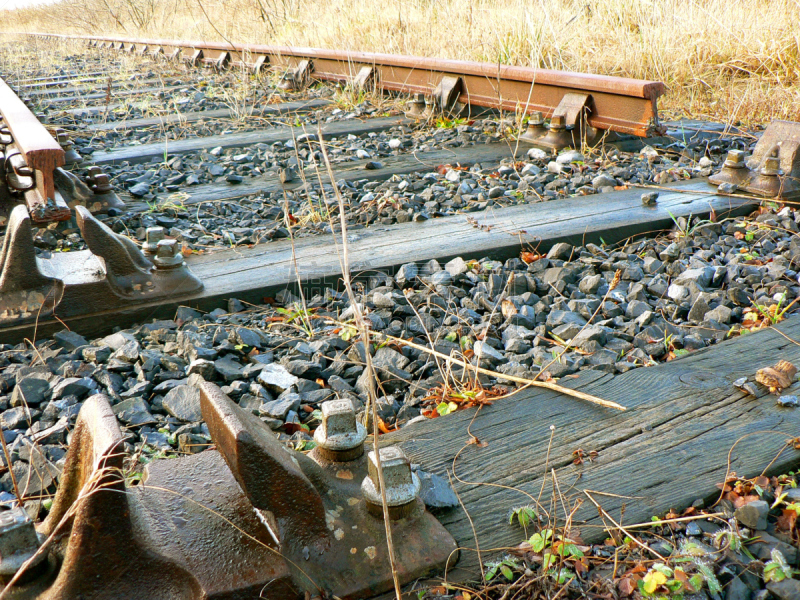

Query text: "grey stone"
[214, 356, 244, 382]
[546, 243, 573, 260]
[10, 377, 50, 407]
[734, 500, 769, 530]
[258, 364, 299, 394]
[82, 346, 112, 363]
[187, 358, 216, 378]
[415, 468, 459, 509]
[592, 173, 617, 189]
[395, 263, 418, 286]
[129, 182, 150, 197]
[445, 257, 468, 277]
[259, 393, 301, 420]
[235, 327, 264, 348]
[579, 274, 602, 294]
[372, 347, 410, 371]
[53, 330, 88, 351]
[674, 267, 714, 288]
[113, 340, 140, 363]
[163, 385, 202, 422]
[474, 340, 504, 362]
[705, 305, 732, 324]
[725, 576, 751, 600]
[100, 331, 137, 350]
[51, 377, 96, 400]
[546, 310, 587, 329]
[688, 296, 711, 322]
[113, 397, 155, 425]
[767, 577, 800, 600]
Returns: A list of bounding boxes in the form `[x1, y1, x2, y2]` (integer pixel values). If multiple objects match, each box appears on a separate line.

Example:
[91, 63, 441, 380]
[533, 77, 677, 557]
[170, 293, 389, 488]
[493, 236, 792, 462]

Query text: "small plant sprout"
[483, 556, 520, 582]
[527, 528, 553, 552]
[763, 549, 799, 583]
[509, 505, 537, 530]
[638, 562, 712, 599]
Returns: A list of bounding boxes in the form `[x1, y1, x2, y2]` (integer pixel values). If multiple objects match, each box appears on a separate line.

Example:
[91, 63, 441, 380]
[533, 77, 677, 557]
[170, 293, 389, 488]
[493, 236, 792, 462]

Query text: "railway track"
[0, 33, 798, 600]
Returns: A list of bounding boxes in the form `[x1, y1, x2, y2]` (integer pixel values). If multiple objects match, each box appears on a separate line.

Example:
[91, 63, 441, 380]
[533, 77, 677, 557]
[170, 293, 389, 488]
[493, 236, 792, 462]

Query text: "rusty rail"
[27, 32, 666, 138]
[0, 74, 69, 222]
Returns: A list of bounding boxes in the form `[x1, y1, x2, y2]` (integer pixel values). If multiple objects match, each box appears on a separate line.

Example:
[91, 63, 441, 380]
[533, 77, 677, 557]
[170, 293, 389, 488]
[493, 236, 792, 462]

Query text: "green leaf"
[436, 401, 453, 416]
[529, 529, 552, 552]
[499, 564, 514, 580]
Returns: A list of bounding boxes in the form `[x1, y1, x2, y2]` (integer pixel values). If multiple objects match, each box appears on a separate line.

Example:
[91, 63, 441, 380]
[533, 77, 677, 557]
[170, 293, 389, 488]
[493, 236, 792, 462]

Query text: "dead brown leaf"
[755, 359, 797, 393]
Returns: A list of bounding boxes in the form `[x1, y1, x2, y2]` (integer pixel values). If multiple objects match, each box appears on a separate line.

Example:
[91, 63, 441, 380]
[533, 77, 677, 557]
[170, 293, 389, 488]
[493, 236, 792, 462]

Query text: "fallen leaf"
[618, 577, 636, 596]
[755, 359, 797, 393]
[521, 251, 541, 264]
[501, 299, 518, 319]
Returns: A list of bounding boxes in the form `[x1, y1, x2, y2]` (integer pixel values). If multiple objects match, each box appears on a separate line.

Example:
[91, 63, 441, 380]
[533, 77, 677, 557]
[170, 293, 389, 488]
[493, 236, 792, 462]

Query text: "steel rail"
[0, 74, 68, 221]
[26, 32, 666, 137]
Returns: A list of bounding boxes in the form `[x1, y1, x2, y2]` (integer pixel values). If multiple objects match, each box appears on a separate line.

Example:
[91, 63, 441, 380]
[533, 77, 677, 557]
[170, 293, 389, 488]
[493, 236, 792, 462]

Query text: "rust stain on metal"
[38, 33, 666, 138]
[710, 120, 800, 199]
[0, 74, 67, 222]
[6, 386, 457, 599]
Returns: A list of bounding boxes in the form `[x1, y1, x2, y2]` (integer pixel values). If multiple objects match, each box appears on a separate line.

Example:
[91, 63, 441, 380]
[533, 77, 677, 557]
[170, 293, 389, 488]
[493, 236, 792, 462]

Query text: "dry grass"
[2, 0, 800, 124]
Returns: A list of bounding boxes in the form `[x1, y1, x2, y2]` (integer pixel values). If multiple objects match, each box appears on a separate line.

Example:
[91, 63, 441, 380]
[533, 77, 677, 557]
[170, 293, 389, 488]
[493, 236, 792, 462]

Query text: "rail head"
[0, 74, 65, 213]
[24, 32, 666, 137]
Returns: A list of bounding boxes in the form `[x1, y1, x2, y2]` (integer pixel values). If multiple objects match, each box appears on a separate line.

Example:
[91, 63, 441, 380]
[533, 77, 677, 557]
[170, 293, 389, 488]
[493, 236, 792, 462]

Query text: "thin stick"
[583, 491, 665, 560]
[622, 512, 726, 530]
[371, 332, 626, 411]
[317, 131, 403, 600]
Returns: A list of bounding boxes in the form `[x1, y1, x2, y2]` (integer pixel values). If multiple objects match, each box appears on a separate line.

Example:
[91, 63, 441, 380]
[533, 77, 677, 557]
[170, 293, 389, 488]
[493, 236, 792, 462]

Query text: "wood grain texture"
[123, 142, 525, 210]
[82, 99, 330, 132]
[25, 77, 178, 97]
[1, 179, 751, 345]
[383, 319, 800, 578]
[32, 83, 188, 107]
[91, 115, 407, 165]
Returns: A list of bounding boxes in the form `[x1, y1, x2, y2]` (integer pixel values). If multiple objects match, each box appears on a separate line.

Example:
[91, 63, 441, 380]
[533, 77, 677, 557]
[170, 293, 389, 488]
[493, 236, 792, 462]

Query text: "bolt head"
[527, 111, 544, 126]
[361, 446, 420, 508]
[761, 155, 783, 176]
[549, 115, 566, 129]
[153, 238, 184, 268]
[724, 149, 746, 167]
[313, 399, 366, 451]
[142, 226, 165, 254]
[146, 226, 165, 244]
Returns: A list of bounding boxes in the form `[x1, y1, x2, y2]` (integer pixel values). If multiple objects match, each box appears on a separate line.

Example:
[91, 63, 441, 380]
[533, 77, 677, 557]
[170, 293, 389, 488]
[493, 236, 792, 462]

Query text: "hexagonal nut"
[761, 155, 783, 176]
[528, 111, 544, 126]
[549, 114, 566, 130]
[142, 226, 165, 255]
[724, 149, 746, 168]
[0, 506, 44, 577]
[361, 446, 420, 507]
[153, 238, 184, 268]
[313, 399, 367, 451]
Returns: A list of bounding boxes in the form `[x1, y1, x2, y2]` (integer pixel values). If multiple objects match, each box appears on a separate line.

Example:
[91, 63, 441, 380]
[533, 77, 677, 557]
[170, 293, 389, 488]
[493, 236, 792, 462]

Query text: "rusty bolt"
[313, 399, 367, 461]
[91, 173, 113, 194]
[153, 238, 184, 269]
[528, 111, 544, 127]
[142, 227, 165, 256]
[723, 149, 746, 169]
[761, 155, 783, 176]
[0, 506, 45, 581]
[361, 446, 420, 519]
[549, 115, 566, 131]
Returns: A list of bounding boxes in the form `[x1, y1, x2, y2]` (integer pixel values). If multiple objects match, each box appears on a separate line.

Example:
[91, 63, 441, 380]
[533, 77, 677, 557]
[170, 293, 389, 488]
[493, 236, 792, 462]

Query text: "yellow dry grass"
[2, 0, 800, 125]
